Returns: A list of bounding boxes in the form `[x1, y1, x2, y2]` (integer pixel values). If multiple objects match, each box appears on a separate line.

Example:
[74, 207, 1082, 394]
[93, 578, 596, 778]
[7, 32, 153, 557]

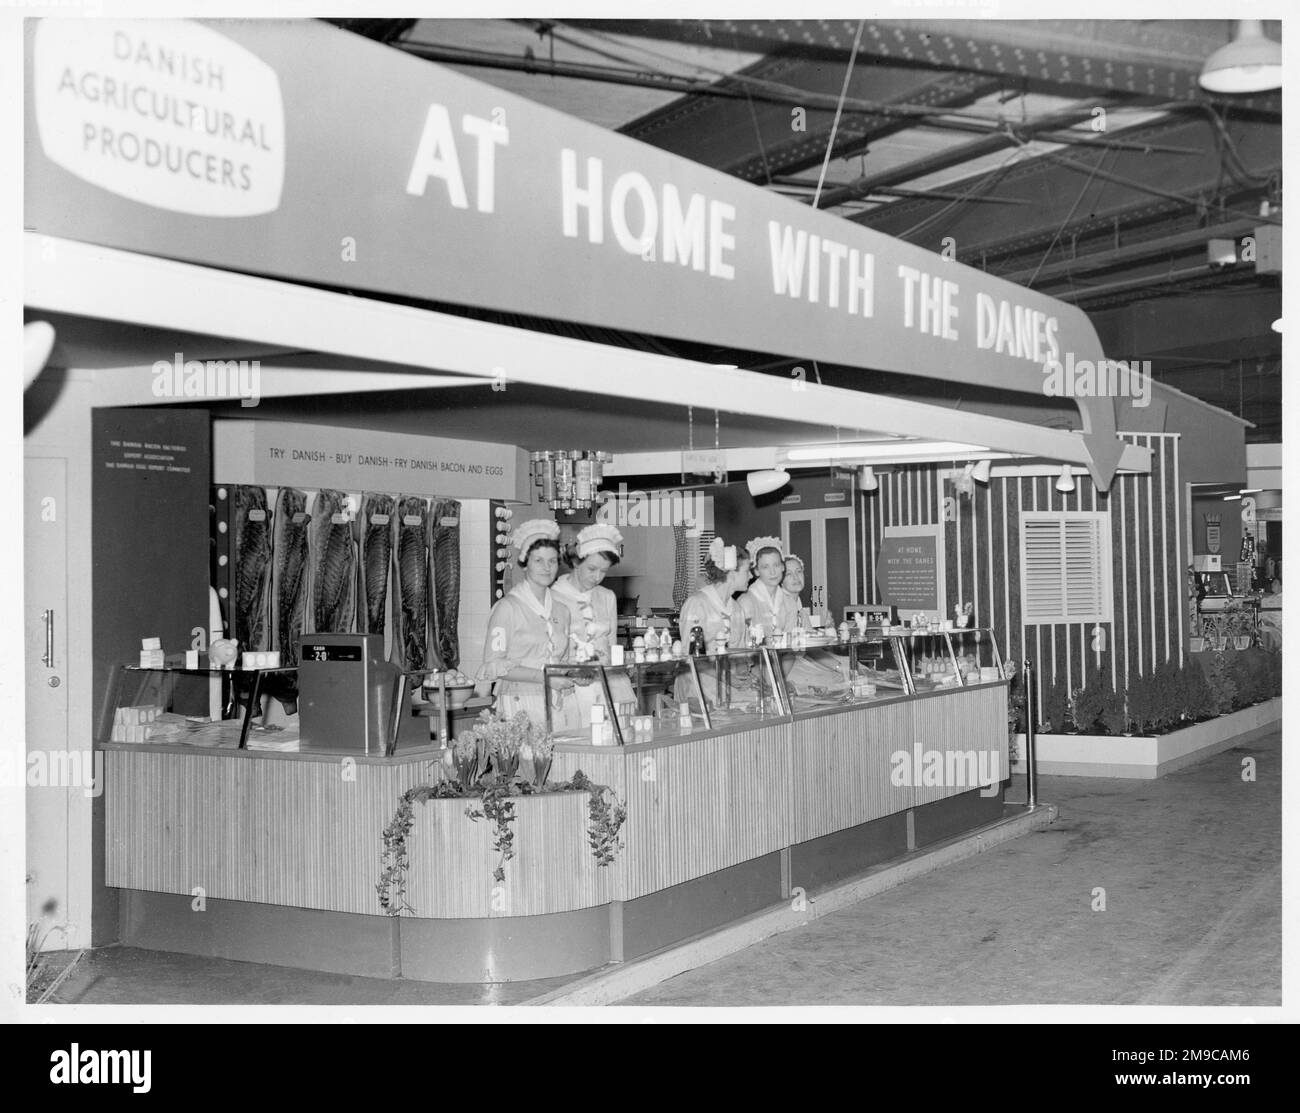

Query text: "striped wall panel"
[789, 703, 914, 843]
[616, 726, 790, 901]
[860, 437, 1183, 712]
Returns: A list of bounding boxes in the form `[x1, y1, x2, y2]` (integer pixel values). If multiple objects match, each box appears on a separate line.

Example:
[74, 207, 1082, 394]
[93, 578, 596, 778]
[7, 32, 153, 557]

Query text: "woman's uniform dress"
[478, 583, 579, 730]
[677, 584, 753, 712]
[551, 572, 634, 725]
[737, 581, 799, 638]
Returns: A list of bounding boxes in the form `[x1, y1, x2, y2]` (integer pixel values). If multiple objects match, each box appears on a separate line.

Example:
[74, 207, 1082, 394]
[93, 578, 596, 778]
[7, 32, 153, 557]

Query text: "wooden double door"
[781, 507, 858, 620]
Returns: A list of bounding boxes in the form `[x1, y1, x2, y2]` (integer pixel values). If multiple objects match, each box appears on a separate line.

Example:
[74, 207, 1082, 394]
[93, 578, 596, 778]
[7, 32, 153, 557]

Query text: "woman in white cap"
[738, 536, 799, 640]
[478, 519, 577, 727]
[552, 523, 624, 664]
[552, 523, 634, 728]
[675, 538, 754, 715]
[679, 537, 751, 651]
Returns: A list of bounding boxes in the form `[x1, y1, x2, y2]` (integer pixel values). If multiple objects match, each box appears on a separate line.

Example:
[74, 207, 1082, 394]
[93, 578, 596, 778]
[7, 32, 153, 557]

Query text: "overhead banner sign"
[212, 421, 529, 502]
[26, 18, 1123, 485]
[876, 525, 946, 621]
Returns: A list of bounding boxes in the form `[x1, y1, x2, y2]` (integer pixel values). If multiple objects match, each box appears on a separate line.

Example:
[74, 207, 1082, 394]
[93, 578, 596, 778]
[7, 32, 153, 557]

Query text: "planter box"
[1189, 637, 1206, 653]
[1011, 697, 1281, 779]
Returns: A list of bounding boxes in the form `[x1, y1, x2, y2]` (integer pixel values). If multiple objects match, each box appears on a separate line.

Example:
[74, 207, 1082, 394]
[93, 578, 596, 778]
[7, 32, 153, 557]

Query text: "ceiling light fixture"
[1223, 494, 1243, 502]
[1055, 465, 1076, 493]
[970, 459, 993, 484]
[858, 465, 878, 493]
[1199, 19, 1282, 94]
[747, 469, 791, 498]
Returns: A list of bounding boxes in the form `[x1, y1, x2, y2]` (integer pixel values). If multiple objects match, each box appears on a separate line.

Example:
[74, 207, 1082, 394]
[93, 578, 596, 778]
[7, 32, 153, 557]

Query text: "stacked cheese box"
[111, 705, 162, 743]
[139, 636, 165, 668]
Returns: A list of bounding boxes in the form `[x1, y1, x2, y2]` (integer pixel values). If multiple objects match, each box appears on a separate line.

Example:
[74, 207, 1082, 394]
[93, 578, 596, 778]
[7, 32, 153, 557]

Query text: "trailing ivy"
[465, 782, 517, 884]
[377, 757, 627, 916]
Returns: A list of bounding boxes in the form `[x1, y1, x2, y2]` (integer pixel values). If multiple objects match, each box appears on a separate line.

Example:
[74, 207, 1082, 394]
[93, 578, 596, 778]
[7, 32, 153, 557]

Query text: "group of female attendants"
[477, 520, 822, 729]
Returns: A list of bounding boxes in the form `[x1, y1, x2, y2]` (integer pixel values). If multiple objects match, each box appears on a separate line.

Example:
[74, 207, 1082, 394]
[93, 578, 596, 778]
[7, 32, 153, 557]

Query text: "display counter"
[102, 637, 1010, 983]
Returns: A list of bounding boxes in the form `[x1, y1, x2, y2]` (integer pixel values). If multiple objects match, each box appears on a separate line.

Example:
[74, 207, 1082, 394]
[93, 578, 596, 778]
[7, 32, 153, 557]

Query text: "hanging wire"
[1026, 147, 1116, 288]
[812, 19, 866, 210]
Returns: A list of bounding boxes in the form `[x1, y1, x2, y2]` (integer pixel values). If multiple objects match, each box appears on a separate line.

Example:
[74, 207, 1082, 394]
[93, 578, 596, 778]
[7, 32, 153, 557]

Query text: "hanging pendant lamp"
[1199, 20, 1281, 94]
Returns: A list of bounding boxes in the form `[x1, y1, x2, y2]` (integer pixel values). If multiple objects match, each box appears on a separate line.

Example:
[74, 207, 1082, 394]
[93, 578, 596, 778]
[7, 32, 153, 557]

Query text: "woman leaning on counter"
[477, 518, 578, 728]
[679, 537, 751, 649]
[737, 535, 800, 638]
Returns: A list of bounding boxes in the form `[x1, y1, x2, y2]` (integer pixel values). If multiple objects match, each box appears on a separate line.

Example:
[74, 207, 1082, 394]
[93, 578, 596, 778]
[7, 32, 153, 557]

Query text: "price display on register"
[302, 643, 363, 662]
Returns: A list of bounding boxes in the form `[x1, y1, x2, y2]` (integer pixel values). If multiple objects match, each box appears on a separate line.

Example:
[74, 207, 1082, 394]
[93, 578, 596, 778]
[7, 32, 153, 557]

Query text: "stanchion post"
[1023, 658, 1037, 809]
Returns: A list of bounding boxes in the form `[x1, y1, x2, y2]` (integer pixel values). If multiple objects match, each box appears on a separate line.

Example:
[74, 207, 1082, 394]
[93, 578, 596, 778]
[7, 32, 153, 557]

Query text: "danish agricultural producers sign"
[876, 525, 946, 621]
[26, 18, 1124, 486]
[32, 19, 285, 216]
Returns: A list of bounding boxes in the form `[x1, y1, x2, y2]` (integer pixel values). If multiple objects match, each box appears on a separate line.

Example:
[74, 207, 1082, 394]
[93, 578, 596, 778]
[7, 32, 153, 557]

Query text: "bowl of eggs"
[423, 669, 477, 709]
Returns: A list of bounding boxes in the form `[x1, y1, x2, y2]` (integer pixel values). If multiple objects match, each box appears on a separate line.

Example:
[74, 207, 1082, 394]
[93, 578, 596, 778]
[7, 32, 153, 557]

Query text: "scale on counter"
[298, 633, 425, 754]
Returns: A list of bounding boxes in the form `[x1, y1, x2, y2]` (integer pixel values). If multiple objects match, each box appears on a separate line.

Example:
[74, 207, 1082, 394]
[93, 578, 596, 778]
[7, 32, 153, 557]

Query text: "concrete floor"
[35, 729, 1280, 1008]
[622, 731, 1282, 1007]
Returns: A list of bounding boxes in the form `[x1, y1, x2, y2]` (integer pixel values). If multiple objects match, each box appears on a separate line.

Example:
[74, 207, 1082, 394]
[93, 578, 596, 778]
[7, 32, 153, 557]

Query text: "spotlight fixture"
[1199, 19, 1282, 94]
[23, 320, 56, 389]
[747, 469, 791, 497]
[858, 466, 878, 492]
[970, 459, 993, 484]
[1055, 465, 1076, 493]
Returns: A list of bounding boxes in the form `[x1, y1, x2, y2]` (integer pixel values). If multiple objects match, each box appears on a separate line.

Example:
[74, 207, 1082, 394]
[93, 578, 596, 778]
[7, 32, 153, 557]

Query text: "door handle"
[42, 608, 54, 668]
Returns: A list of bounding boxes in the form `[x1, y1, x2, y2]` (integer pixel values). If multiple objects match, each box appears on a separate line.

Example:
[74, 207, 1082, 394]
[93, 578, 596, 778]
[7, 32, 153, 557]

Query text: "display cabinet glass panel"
[893, 627, 1005, 692]
[544, 648, 786, 745]
[98, 665, 301, 751]
[771, 633, 913, 712]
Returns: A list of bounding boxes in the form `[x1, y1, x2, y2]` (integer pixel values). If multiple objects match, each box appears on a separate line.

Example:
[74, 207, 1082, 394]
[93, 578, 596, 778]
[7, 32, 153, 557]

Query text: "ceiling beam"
[565, 19, 1281, 114]
[620, 54, 1002, 182]
[853, 113, 1280, 256]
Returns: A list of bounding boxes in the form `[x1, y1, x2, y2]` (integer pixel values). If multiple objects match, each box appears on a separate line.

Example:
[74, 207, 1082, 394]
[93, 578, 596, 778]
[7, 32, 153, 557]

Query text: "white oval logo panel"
[34, 19, 285, 217]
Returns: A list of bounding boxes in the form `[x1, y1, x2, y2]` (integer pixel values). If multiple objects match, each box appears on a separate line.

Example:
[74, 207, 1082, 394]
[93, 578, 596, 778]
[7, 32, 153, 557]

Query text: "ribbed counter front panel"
[790, 703, 915, 844]
[105, 687, 1007, 920]
[911, 686, 1008, 806]
[107, 750, 433, 915]
[403, 790, 620, 918]
[619, 725, 790, 902]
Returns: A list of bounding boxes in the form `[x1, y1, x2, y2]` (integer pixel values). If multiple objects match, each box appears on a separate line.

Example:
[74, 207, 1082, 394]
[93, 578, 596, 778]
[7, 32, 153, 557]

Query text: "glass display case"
[892, 627, 1005, 692]
[98, 663, 446, 754]
[544, 647, 786, 745]
[97, 665, 302, 751]
[771, 628, 1006, 714]
[771, 633, 912, 712]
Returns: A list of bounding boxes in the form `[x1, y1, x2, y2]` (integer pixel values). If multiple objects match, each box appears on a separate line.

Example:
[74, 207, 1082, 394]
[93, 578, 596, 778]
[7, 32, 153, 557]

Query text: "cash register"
[298, 633, 428, 754]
